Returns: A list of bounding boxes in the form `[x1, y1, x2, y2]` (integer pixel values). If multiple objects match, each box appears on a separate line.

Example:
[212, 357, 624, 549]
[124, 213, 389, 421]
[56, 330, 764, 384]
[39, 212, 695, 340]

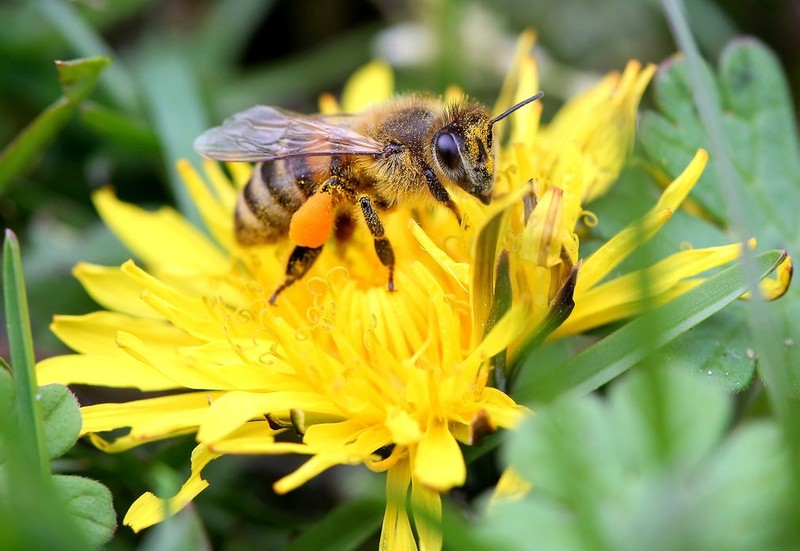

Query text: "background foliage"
[1, 0, 799, 549]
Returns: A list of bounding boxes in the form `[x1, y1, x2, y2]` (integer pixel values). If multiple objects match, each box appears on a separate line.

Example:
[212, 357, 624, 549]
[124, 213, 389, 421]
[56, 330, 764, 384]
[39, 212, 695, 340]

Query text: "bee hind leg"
[269, 245, 324, 305]
[358, 196, 396, 293]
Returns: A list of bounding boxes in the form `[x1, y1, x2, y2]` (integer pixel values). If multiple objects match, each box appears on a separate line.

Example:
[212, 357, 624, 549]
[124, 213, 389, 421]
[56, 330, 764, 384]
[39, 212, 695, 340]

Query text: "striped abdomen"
[235, 157, 320, 245]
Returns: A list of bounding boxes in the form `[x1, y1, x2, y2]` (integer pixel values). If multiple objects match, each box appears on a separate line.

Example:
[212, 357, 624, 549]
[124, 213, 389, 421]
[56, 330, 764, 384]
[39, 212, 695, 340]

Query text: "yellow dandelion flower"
[37, 32, 785, 550]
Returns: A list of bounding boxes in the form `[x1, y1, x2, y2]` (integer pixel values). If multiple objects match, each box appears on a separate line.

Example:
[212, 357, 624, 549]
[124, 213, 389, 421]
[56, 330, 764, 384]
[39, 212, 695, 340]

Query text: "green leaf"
[36, 0, 138, 111]
[0, 56, 109, 194]
[53, 474, 116, 548]
[654, 304, 756, 392]
[487, 368, 795, 551]
[40, 384, 82, 460]
[608, 365, 731, 471]
[514, 249, 785, 403]
[2, 230, 49, 480]
[56, 57, 112, 103]
[79, 102, 159, 152]
[284, 499, 384, 551]
[641, 39, 800, 239]
[509, 394, 624, 502]
[0, 358, 13, 410]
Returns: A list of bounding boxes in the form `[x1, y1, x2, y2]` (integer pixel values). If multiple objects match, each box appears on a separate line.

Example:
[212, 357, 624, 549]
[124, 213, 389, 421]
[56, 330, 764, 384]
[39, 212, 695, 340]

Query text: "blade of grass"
[3, 230, 49, 480]
[515, 249, 786, 403]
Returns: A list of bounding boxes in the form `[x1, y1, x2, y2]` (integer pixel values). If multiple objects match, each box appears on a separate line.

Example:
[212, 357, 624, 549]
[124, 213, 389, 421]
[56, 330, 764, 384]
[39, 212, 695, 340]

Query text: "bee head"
[432, 92, 543, 206]
[432, 106, 494, 205]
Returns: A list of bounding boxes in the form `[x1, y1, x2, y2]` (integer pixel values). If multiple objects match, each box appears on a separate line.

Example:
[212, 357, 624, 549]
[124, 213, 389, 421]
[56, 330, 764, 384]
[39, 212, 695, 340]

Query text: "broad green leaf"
[641, 39, 800, 239]
[489, 368, 795, 551]
[0, 56, 109, 194]
[654, 304, 756, 392]
[473, 496, 583, 551]
[515, 249, 785, 403]
[53, 475, 116, 548]
[40, 384, 82, 460]
[608, 367, 730, 471]
[284, 499, 384, 551]
[641, 33, 800, 400]
[507, 394, 625, 502]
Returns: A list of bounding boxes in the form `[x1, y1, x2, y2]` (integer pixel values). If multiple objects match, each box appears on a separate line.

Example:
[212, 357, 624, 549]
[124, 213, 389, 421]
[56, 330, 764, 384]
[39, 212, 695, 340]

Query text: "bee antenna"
[488, 91, 544, 128]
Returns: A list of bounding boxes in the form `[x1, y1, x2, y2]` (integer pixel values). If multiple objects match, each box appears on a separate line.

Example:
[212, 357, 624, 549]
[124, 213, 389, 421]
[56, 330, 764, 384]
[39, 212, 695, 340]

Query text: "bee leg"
[423, 168, 462, 225]
[269, 245, 324, 305]
[358, 196, 396, 292]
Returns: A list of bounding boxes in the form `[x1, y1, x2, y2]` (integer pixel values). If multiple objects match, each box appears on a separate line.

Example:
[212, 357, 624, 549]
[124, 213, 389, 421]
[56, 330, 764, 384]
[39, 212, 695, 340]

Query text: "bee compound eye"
[435, 132, 461, 172]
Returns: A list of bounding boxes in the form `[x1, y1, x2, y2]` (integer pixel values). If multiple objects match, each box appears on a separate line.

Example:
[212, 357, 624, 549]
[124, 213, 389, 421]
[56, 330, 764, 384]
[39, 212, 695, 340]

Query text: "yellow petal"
[651, 149, 709, 213]
[479, 387, 528, 429]
[560, 239, 751, 336]
[274, 427, 390, 494]
[577, 208, 672, 295]
[93, 187, 228, 272]
[408, 220, 469, 290]
[750, 253, 793, 300]
[124, 445, 218, 532]
[73, 262, 161, 319]
[341, 60, 394, 113]
[386, 408, 423, 445]
[80, 392, 214, 436]
[380, 459, 417, 551]
[463, 302, 527, 379]
[197, 391, 342, 443]
[520, 186, 566, 268]
[200, 158, 238, 208]
[177, 159, 234, 250]
[493, 29, 537, 129]
[509, 55, 541, 148]
[50, 311, 197, 355]
[414, 416, 465, 491]
[490, 466, 532, 504]
[37, 353, 177, 391]
[410, 476, 442, 551]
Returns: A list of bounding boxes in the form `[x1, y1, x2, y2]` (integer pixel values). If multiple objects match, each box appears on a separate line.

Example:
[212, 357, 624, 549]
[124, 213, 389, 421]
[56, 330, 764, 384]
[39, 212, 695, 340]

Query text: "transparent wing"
[194, 105, 385, 162]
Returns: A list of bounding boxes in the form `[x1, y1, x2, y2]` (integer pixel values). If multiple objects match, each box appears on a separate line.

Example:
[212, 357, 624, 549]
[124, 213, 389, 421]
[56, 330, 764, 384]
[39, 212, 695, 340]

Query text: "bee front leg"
[423, 168, 462, 226]
[358, 196, 396, 292]
[270, 245, 324, 304]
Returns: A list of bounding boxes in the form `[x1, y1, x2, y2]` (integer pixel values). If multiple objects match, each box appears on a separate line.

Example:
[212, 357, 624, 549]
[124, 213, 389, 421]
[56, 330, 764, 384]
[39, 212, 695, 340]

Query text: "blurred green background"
[1, 0, 798, 548]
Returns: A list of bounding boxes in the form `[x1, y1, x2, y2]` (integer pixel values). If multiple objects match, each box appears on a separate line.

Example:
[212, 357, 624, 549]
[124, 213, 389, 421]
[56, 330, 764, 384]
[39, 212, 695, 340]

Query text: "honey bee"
[194, 91, 543, 303]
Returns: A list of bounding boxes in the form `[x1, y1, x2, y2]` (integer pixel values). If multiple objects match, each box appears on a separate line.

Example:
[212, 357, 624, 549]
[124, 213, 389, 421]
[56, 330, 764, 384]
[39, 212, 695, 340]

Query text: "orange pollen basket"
[289, 192, 334, 248]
